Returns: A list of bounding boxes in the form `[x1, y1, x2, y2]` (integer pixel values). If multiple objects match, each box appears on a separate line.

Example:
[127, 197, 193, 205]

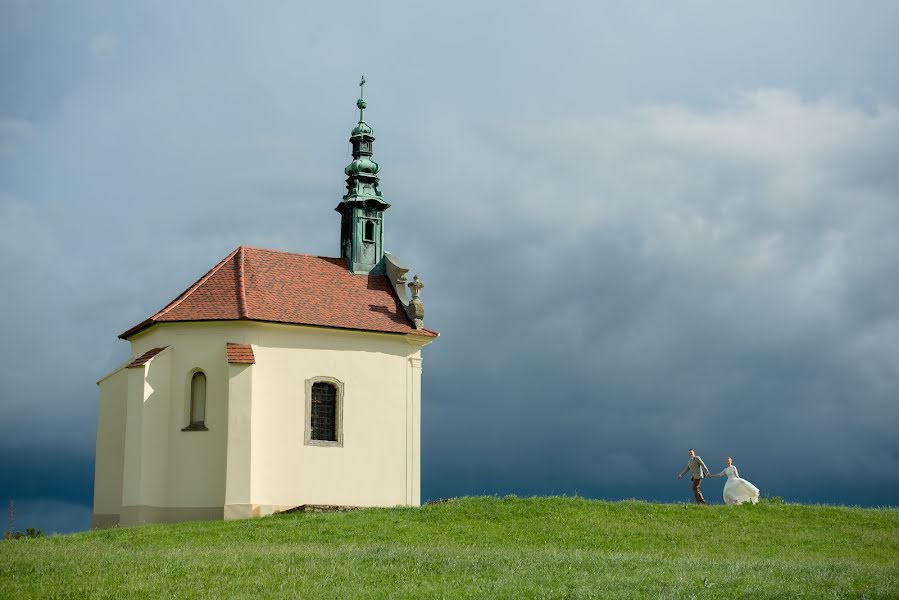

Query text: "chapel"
[91, 81, 438, 528]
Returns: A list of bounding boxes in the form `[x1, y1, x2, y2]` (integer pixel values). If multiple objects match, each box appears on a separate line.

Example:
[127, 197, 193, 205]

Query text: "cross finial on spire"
[356, 75, 367, 121]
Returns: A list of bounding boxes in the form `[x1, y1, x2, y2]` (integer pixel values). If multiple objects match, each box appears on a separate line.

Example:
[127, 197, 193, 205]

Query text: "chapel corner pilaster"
[224, 362, 254, 508]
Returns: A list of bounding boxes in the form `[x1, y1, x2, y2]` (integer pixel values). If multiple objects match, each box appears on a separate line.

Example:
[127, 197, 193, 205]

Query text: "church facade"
[92, 84, 437, 528]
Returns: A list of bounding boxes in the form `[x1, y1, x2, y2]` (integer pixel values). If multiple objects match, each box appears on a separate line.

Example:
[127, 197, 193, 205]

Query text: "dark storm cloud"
[1, 2, 898, 532]
[414, 92, 899, 503]
[0, 446, 93, 533]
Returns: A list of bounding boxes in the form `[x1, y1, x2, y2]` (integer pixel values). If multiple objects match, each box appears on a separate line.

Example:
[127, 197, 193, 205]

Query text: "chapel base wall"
[223, 504, 317, 519]
[118, 505, 224, 527]
[90, 513, 120, 530]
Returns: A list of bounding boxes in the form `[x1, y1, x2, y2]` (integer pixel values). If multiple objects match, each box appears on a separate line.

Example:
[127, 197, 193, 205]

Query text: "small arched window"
[363, 220, 375, 242]
[310, 382, 337, 442]
[185, 371, 207, 431]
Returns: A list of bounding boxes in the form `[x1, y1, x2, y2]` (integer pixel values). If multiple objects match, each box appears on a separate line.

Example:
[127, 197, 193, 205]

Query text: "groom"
[677, 448, 710, 504]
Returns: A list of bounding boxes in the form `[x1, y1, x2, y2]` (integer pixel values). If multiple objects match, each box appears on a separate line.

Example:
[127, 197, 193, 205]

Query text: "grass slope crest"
[1, 497, 897, 599]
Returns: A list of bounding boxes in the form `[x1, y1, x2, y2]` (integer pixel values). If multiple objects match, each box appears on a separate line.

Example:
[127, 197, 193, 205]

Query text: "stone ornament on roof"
[407, 275, 425, 328]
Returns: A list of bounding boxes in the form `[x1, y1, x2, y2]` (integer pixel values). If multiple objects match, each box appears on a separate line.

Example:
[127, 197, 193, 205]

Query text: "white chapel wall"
[128, 325, 230, 511]
[224, 362, 253, 516]
[139, 349, 173, 508]
[247, 323, 421, 510]
[93, 367, 128, 522]
[116, 321, 421, 520]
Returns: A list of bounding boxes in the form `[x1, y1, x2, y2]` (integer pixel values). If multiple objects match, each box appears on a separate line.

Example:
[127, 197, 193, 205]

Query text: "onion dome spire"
[342, 76, 388, 204]
[336, 76, 390, 274]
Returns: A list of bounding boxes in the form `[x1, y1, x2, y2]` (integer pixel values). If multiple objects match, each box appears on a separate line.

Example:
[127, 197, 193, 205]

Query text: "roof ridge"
[151, 247, 242, 322]
[241, 245, 342, 261]
[237, 246, 248, 319]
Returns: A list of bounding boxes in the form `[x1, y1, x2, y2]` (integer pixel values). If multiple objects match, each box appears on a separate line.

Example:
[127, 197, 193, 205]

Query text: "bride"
[708, 457, 760, 505]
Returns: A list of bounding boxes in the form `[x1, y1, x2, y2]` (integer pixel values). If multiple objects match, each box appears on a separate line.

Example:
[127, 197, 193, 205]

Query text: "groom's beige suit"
[679, 456, 710, 504]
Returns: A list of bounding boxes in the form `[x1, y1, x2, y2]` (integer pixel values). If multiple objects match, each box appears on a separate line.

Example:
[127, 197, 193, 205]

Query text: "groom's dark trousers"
[691, 478, 706, 504]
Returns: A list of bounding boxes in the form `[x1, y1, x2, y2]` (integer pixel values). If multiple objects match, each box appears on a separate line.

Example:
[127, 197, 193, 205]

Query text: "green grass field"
[1, 497, 897, 599]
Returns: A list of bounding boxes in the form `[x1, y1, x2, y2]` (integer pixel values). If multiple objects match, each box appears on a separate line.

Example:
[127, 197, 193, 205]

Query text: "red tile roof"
[120, 247, 438, 340]
[127, 347, 168, 368]
[226, 343, 256, 364]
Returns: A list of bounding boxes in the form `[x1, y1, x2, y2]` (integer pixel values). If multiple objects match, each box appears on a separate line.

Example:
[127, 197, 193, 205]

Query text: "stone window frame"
[181, 368, 209, 432]
[304, 376, 345, 447]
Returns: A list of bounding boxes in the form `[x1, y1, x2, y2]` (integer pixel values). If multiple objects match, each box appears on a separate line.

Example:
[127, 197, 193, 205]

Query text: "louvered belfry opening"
[310, 382, 337, 441]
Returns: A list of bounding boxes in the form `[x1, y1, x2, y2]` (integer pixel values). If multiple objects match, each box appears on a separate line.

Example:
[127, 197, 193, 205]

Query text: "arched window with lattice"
[305, 377, 344, 446]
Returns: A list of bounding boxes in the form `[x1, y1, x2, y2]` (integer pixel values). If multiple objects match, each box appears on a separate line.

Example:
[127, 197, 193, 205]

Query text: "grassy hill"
[1, 497, 897, 599]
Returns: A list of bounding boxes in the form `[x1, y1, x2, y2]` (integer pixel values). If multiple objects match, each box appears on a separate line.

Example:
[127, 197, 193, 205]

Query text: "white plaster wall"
[121, 366, 149, 510]
[93, 368, 128, 516]
[140, 349, 173, 507]
[129, 326, 230, 509]
[119, 349, 176, 525]
[224, 362, 253, 516]
[248, 324, 422, 508]
[119, 320, 431, 515]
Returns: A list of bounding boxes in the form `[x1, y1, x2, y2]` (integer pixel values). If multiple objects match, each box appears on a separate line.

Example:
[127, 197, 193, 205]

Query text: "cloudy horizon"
[1, 1, 897, 533]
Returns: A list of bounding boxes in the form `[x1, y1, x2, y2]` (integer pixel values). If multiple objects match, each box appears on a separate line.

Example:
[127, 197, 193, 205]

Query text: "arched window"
[310, 382, 337, 441]
[305, 377, 344, 446]
[363, 220, 375, 242]
[185, 371, 207, 430]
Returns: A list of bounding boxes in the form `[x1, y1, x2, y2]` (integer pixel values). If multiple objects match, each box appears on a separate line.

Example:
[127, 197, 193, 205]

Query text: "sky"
[1, 1, 898, 533]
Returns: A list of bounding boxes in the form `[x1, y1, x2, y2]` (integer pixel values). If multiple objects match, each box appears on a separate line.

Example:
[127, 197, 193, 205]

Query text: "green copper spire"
[336, 76, 390, 274]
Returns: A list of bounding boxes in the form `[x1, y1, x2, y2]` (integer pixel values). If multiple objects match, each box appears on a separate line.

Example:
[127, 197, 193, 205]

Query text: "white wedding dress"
[712, 465, 760, 505]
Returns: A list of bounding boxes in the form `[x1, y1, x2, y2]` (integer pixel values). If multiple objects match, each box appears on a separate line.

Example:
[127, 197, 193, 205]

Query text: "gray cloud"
[415, 90, 899, 500]
[1, 2, 897, 531]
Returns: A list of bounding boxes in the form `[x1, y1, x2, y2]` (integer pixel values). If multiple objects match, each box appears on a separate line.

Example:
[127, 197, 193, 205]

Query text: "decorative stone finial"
[407, 275, 425, 328]
[409, 275, 423, 298]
